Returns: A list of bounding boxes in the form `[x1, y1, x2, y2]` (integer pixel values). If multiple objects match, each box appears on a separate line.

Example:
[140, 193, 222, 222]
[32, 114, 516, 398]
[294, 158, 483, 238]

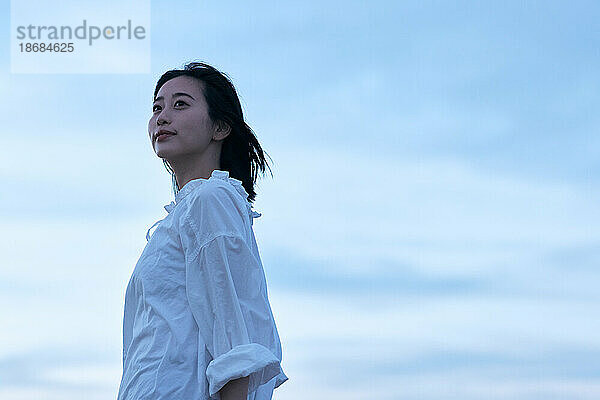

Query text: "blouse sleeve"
[179, 191, 284, 398]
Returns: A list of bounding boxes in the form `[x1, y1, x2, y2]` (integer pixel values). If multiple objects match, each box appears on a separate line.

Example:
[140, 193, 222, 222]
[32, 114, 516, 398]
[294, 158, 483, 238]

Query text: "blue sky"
[0, 1, 599, 399]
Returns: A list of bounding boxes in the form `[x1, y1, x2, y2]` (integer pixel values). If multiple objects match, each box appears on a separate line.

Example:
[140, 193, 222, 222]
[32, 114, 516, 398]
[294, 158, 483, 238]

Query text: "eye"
[152, 100, 186, 113]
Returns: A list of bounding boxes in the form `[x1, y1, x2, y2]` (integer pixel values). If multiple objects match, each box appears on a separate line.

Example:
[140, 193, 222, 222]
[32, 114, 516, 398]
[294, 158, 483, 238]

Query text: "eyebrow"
[154, 92, 196, 102]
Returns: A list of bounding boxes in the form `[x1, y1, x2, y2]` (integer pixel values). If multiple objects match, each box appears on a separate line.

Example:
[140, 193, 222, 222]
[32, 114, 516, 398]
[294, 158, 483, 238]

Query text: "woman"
[117, 62, 288, 400]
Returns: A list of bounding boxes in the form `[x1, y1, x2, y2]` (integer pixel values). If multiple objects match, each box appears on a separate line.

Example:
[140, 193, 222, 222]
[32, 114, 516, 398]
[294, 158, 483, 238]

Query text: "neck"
[167, 147, 222, 191]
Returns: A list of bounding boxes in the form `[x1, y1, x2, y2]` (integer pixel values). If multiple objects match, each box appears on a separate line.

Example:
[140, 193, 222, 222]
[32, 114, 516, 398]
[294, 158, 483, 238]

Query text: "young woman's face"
[148, 75, 215, 161]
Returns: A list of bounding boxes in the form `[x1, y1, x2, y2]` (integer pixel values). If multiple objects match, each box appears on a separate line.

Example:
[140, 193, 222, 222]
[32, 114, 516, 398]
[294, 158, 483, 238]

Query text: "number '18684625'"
[19, 43, 74, 52]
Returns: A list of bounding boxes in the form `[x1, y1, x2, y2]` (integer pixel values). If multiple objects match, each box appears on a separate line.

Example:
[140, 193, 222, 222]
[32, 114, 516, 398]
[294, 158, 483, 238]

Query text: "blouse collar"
[149, 169, 260, 241]
[163, 169, 252, 214]
[175, 170, 224, 203]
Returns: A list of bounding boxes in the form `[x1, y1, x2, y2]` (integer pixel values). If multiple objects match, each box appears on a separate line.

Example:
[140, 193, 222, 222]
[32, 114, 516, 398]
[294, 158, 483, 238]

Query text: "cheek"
[183, 110, 211, 129]
[148, 118, 155, 136]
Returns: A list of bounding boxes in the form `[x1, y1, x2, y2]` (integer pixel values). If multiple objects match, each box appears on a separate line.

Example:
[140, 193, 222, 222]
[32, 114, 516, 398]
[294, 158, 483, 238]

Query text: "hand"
[219, 375, 249, 400]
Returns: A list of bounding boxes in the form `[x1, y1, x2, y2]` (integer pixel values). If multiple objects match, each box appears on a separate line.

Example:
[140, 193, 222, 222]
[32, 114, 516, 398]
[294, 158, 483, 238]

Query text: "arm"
[219, 375, 249, 400]
[184, 234, 282, 397]
[179, 190, 285, 397]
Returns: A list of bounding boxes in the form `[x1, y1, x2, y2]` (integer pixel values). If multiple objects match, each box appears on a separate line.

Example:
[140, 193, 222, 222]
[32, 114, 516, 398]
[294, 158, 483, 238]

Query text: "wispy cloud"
[1, 0, 598, 399]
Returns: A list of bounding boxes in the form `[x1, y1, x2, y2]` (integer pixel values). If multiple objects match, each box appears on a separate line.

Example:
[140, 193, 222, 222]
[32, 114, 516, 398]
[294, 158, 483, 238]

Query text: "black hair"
[153, 61, 273, 204]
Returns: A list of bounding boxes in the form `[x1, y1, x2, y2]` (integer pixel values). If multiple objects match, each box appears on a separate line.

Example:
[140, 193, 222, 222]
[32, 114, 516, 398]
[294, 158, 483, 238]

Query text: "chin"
[156, 147, 175, 159]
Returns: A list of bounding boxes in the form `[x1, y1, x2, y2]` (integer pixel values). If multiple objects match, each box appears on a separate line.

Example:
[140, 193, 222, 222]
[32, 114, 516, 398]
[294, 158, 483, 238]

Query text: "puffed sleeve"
[179, 189, 286, 398]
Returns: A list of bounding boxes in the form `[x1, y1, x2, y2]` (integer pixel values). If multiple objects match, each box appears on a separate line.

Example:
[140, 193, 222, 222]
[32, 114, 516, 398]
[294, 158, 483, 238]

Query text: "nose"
[157, 114, 170, 126]
[156, 108, 171, 126]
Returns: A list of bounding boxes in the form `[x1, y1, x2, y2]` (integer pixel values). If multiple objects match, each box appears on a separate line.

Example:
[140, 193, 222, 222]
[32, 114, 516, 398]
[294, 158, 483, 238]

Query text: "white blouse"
[117, 169, 288, 400]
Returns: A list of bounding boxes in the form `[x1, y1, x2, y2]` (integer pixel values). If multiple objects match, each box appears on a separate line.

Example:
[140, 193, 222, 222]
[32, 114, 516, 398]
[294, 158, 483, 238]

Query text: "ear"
[213, 120, 231, 141]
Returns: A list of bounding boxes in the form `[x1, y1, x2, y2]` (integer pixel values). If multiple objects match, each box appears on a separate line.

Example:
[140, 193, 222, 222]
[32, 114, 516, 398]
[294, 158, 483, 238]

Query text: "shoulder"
[178, 179, 249, 246]
[184, 178, 247, 216]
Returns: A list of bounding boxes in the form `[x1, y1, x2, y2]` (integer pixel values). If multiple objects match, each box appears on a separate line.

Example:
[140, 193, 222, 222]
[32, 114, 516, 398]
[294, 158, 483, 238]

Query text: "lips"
[156, 133, 175, 141]
[154, 130, 176, 141]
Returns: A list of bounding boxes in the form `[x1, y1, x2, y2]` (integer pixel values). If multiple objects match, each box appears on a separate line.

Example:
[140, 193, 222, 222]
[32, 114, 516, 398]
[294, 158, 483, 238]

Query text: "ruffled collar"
[147, 169, 261, 242]
[175, 170, 226, 205]
[163, 169, 261, 219]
